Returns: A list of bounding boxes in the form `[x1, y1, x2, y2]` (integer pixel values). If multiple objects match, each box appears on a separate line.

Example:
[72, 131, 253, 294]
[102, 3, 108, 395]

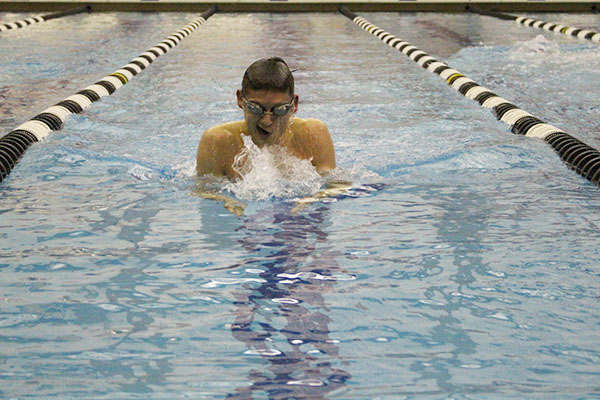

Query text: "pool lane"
[0, 5, 217, 183]
[466, 6, 600, 43]
[340, 6, 600, 187]
[0, 5, 91, 32]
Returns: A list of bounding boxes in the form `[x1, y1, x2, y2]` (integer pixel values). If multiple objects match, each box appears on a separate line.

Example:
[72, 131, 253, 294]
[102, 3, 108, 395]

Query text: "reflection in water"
[226, 203, 352, 399]
[84, 194, 176, 394]
[412, 186, 492, 394]
[414, 18, 475, 51]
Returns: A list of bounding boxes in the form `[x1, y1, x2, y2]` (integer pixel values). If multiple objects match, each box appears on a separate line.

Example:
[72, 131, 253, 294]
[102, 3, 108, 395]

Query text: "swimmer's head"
[241, 57, 294, 98]
[237, 58, 298, 146]
[237, 88, 298, 146]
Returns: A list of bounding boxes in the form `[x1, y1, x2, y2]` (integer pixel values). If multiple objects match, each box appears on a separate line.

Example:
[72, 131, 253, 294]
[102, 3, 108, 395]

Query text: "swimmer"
[195, 57, 342, 215]
[196, 57, 336, 179]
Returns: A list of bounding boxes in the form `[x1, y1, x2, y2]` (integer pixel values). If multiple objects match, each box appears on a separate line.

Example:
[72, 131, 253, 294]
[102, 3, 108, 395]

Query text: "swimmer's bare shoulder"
[196, 121, 245, 178]
[290, 117, 336, 174]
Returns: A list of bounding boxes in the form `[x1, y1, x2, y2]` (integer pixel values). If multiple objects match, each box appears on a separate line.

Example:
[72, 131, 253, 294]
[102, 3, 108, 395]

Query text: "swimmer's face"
[237, 89, 298, 146]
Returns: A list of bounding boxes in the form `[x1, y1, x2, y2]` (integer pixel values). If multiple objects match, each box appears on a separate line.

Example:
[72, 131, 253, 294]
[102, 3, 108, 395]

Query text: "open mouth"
[257, 126, 271, 136]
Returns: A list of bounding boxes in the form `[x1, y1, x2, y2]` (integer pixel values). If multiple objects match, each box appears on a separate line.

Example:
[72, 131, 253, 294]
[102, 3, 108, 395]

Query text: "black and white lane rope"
[0, 5, 92, 32]
[466, 6, 600, 44]
[0, 5, 218, 183]
[339, 6, 600, 187]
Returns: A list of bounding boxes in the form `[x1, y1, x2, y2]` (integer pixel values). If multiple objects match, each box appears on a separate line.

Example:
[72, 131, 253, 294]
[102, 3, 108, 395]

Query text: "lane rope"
[0, 5, 92, 32]
[466, 6, 600, 44]
[0, 5, 218, 183]
[339, 6, 600, 187]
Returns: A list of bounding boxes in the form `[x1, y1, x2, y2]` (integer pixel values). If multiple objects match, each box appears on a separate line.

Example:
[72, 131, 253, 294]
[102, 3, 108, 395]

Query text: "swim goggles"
[242, 97, 294, 117]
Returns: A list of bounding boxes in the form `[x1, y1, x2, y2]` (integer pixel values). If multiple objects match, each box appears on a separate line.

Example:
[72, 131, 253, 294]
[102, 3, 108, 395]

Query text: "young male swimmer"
[196, 57, 336, 179]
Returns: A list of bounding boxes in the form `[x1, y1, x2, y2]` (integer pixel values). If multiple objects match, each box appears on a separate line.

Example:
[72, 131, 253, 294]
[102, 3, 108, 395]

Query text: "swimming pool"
[1, 9, 600, 398]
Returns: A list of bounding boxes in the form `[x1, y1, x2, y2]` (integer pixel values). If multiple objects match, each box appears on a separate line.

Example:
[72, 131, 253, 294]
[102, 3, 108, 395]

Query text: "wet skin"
[196, 89, 336, 180]
[236, 89, 298, 147]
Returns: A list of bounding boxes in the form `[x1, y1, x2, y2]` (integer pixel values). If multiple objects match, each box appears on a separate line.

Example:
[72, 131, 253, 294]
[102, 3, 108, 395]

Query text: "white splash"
[224, 135, 324, 201]
[174, 159, 197, 179]
[511, 34, 561, 57]
[129, 164, 156, 181]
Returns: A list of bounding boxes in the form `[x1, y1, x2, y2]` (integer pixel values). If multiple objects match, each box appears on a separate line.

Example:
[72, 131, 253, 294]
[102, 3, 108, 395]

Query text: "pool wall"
[1, 0, 599, 12]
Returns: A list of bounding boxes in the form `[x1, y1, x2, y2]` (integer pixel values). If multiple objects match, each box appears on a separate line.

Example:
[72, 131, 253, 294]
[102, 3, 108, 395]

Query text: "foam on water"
[511, 34, 562, 57]
[507, 33, 600, 69]
[223, 135, 325, 201]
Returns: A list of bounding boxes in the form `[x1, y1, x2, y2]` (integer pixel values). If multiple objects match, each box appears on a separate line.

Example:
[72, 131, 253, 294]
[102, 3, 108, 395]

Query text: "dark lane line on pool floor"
[339, 6, 600, 188]
[0, 5, 218, 184]
[466, 6, 600, 44]
[0, 5, 92, 32]
[414, 19, 475, 48]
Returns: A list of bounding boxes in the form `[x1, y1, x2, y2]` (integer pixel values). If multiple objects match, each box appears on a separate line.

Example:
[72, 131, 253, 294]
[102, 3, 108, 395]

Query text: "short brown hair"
[241, 57, 294, 97]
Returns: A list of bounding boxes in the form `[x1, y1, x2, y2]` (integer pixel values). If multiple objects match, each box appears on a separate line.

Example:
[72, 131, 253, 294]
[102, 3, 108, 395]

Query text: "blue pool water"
[1, 10, 600, 399]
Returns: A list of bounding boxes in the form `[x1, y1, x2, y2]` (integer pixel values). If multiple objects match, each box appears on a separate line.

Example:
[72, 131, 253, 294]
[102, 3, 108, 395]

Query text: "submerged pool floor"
[1, 10, 600, 399]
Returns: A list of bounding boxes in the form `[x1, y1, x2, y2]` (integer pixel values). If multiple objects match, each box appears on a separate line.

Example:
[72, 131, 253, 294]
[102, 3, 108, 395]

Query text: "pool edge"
[1, 1, 599, 13]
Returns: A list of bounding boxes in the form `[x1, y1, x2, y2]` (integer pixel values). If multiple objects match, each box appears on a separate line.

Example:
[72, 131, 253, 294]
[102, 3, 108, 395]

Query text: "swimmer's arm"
[308, 120, 336, 174]
[196, 128, 237, 178]
[194, 189, 247, 216]
[291, 180, 352, 214]
[196, 128, 222, 176]
[195, 130, 246, 215]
